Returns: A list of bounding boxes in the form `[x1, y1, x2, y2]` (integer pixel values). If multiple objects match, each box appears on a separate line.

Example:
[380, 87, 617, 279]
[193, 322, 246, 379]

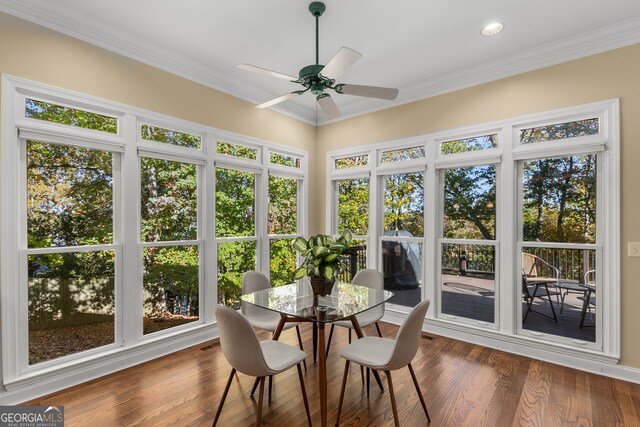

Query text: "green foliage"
[270, 239, 297, 287]
[338, 178, 369, 235]
[268, 175, 297, 235]
[216, 141, 257, 159]
[380, 146, 425, 163]
[26, 98, 117, 133]
[141, 124, 201, 149]
[384, 172, 424, 236]
[216, 168, 255, 237]
[217, 241, 256, 308]
[143, 246, 198, 318]
[444, 165, 496, 240]
[293, 230, 353, 282]
[523, 155, 596, 243]
[441, 135, 497, 155]
[27, 141, 113, 249]
[335, 155, 368, 169]
[270, 152, 300, 168]
[520, 118, 598, 144]
[141, 158, 197, 242]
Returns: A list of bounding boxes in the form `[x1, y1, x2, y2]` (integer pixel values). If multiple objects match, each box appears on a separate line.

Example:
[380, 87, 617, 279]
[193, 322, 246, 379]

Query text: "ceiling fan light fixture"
[481, 22, 504, 37]
[238, 1, 399, 119]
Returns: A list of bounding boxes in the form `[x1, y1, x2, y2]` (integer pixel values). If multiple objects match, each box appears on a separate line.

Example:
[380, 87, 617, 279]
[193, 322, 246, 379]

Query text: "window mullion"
[122, 113, 141, 345]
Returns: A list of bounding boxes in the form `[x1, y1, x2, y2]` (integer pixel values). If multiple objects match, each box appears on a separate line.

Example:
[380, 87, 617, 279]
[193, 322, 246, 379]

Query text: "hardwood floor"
[26, 322, 640, 426]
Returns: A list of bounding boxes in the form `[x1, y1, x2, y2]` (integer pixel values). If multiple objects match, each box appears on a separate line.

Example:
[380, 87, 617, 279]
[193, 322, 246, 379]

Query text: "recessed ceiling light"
[481, 22, 504, 36]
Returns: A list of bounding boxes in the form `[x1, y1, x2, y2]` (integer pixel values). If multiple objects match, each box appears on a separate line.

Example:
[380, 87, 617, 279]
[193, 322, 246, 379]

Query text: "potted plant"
[292, 230, 353, 296]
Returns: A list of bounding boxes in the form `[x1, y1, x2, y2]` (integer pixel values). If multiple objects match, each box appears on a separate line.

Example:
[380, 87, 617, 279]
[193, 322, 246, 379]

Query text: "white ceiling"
[1, 0, 640, 125]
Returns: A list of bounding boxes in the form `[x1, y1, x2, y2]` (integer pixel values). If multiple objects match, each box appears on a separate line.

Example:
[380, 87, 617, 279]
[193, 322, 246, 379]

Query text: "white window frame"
[326, 99, 619, 364]
[1, 75, 308, 391]
[436, 157, 500, 330]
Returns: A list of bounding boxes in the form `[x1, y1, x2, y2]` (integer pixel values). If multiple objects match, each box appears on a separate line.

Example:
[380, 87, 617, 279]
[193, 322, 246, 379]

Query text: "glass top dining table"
[241, 281, 394, 323]
[241, 281, 394, 426]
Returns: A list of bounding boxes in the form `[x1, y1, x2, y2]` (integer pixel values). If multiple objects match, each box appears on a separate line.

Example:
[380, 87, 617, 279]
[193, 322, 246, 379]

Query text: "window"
[440, 134, 497, 155]
[26, 140, 116, 364]
[520, 154, 598, 342]
[216, 167, 257, 306]
[337, 178, 369, 236]
[140, 157, 200, 335]
[268, 174, 299, 286]
[440, 165, 497, 324]
[381, 171, 424, 307]
[519, 118, 599, 144]
[335, 177, 369, 281]
[3, 77, 308, 386]
[335, 154, 368, 169]
[216, 140, 258, 160]
[270, 152, 301, 168]
[141, 124, 201, 149]
[380, 146, 425, 163]
[25, 98, 118, 133]
[327, 99, 617, 361]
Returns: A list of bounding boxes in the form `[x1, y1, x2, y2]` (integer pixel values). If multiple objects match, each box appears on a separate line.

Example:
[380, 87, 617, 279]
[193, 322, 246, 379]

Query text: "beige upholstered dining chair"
[325, 269, 385, 357]
[241, 271, 306, 371]
[213, 305, 312, 427]
[335, 299, 431, 427]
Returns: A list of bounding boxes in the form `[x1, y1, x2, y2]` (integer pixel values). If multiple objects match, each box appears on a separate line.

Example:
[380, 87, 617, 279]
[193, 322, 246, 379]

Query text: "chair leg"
[256, 376, 265, 426]
[212, 368, 236, 427]
[408, 363, 431, 423]
[250, 377, 260, 397]
[295, 325, 307, 371]
[366, 368, 370, 398]
[325, 324, 335, 358]
[360, 365, 364, 387]
[336, 360, 350, 427]
[543, 284, 558, 322]
[297, 364, 312, 427]
[268, 375, 272, 402]
[348, 329, 352, 344]
[375, 322, 383, 337]
[385, 370, 400, 427]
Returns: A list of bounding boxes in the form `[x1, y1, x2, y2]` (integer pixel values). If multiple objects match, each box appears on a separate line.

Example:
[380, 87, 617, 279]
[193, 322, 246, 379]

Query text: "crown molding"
[1, 1, 639, 126]
[0, 0, 318, 124]
[326, 16, 640, 125]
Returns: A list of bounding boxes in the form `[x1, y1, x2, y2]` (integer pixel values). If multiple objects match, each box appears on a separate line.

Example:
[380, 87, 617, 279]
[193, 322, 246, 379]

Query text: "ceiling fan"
[238, 1, 399, 120]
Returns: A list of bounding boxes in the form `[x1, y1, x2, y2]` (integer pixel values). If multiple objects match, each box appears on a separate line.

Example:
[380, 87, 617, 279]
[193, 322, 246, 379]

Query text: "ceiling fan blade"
[319, 47, 363, 80]
[255, 92, 301, 109]
[336, 84, 399, 100]
[317, 94, 341, 120]
[238, 64, 298, 81]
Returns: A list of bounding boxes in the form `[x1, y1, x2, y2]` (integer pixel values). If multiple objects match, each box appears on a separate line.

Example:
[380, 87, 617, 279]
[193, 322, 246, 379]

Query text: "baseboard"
[0, 323, 219, 405]
[381, 311, 640, 385]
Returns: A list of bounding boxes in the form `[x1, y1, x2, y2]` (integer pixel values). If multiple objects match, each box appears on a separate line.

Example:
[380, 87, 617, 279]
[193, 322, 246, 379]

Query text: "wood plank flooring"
[25, 322, 640, 426]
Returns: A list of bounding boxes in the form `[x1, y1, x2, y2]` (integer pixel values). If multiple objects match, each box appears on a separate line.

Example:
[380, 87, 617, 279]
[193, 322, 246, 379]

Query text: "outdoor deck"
[386, 274, 595, 342]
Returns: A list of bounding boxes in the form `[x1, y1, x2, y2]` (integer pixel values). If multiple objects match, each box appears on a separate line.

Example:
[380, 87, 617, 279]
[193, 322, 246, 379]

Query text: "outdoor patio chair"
[578, 269, 596, 329]
[212, 305, 311, 427]
[522, 253, 561, 323]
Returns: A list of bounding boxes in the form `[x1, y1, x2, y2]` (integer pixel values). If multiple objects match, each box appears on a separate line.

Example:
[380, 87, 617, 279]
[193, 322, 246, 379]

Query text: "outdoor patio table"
[241, 281, 394, 427]
[555, 281, 590, 314]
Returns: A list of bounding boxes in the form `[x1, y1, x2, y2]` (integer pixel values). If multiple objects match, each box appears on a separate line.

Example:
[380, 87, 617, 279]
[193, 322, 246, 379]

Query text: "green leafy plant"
[292, 230, 353, 282]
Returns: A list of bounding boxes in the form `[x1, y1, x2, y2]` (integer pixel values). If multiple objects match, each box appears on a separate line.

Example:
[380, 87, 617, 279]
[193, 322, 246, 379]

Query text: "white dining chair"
[242, 271, 307, 373]
[213, 305, 312, 427]
[335, 299, 431, 427]
[325, 269, 384, 357]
